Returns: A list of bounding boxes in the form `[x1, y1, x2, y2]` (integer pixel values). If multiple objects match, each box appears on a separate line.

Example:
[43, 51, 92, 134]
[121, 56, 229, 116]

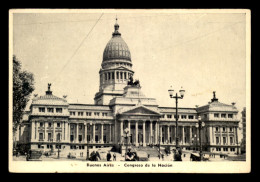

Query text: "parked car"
[190, 153, 209, 161]
[26, 149, 43, 161]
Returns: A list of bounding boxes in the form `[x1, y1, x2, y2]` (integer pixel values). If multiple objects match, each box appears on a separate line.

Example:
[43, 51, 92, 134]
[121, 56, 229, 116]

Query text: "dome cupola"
[102, 19, 131, 62]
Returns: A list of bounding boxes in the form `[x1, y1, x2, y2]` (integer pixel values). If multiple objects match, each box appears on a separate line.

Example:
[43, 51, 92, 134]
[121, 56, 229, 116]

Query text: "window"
[95, 125, 98, 130]
[188, 115, 194, 119]
[216, 127, 219, 131]
[112, 72, 114, 79]
[78, 112, 83, 116]
[223, 127, 226, 132]
[86, 112, 92, 116]
[230, 137, 233, 144]
[214, 113, 219, 118]
[47, 108, 54, 113]
[105, 73, 107, 80]
[108, 72, 111, 80]
[40, 122, 44, 127]
[174, 115, 179, 119]
[230, 127, 233, 132]
[167, 115, 172, 119]
[56, 144, 61, 149]
[56, 108, 62, 113]
[223, 148, 228, 151]
[228, 114, 233, 118]
[39, 133, 43, 140]
[70, 145, 73, 149]
[223, 137, 226, 144]
[79, 125, 82, 129]
[48, 122, 52, 127]
[124, 72, 126, 79]
[221, 114, 226, 118]
[120, 72, 123, 79]
[94, 112, 100, 116]
[57, 122, 60, 128]
[56, 133, 61, 141]
[216, 137, 219, 144]
[216, 147, 221, 151]
[48, 133, 52, 141]
[79, 135, 82, 142]
[117, 72, 119, 79]
[70, 112, 75, 116]
[230, 148, 235, 152]
[71, 125, 74, 129]
[181, 115, 187, 119]
[82, 146, 85, 149]
[39, 107, 45, 112]
[204, 114, 207, 118]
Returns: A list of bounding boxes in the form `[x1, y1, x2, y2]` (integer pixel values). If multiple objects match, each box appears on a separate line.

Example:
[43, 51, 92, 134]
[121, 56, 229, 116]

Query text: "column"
[155, 122, 158, 144]
[53, 122, 56, 142]
[109, 124, 112, 143]
[85, 123, 87, 143]
[150, 121, 153, 144]
[44, 122, 48, 142]
[209, 126, 213, 144]
[61, 121, 64, 141]
[182, 126, 185, 144]
[135, 121, 138, 146]
[120, 121, 123, 143]
[35, 122, 38, 141]
[167, 125, 170, 143]
[68, 123, 70, 142]
[93, 124, 95, 143]
[31, 121, 35, 141]
[101, 124, 104, 143]
[189, 126, 192, 144]
[128, 121, 131, 144]
[227, 127, 230, 145]
[160, 125, 162, 143]
[143, 121, 146, 146]
[76, 123, 79, 143]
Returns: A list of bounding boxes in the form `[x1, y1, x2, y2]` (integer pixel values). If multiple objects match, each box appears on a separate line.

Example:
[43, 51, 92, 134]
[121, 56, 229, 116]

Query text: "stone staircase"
[132, 146, 165, 157]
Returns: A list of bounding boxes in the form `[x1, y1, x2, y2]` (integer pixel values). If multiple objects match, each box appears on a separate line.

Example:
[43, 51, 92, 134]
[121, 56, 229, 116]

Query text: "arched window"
[112, 72, 114, 79]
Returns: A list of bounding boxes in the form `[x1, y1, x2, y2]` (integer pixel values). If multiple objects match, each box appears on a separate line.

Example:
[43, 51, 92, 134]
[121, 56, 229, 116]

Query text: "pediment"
[121, 105, 161, 116]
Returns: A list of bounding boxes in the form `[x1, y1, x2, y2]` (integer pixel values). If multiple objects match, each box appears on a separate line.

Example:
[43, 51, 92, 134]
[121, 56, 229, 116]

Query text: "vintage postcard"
[9, 9, 251, 173]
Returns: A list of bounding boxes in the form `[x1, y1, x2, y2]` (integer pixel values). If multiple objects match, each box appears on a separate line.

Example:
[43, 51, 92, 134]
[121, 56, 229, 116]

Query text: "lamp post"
[168, 86, 185, 150]
[195, 116, 205, 161]
[86, 122, 92, 160]
[122, 128, 130, 153]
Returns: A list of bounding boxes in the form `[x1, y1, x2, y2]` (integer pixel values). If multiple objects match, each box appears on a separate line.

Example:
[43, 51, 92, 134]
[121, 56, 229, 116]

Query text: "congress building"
[16, 21, 241, 157]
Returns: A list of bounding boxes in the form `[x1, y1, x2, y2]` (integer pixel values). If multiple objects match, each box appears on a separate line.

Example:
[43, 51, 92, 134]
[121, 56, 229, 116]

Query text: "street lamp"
[195, 116, 205, 161]
[86, 122, 92, 160]
[168, 86, 185, 152]
[122, 128, 131, 153]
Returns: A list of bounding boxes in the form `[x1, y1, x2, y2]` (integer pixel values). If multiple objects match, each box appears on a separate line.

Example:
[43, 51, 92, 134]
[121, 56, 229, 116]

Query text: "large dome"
[102, 23, 131, 62]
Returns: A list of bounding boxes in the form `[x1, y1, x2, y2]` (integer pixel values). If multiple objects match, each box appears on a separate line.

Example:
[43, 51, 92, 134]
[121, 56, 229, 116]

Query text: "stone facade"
[16, 21, 241, 157]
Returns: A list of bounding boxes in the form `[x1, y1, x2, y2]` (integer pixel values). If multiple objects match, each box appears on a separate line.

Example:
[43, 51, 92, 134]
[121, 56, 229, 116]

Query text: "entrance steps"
[132, 146, 164, 157]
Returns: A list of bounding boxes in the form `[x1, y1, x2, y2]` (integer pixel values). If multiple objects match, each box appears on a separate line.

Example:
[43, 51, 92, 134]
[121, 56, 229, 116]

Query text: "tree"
[13, 55, 34, 133]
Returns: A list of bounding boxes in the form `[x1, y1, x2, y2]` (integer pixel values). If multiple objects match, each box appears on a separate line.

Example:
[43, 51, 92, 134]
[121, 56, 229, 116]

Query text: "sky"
[12, 10, 247, 140]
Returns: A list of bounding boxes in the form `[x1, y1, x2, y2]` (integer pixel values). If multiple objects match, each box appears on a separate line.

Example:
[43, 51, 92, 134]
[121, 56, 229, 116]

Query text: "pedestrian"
[162, 154, 164, 161]
[113, 153, 116, 161]
[107, 151, 112, 161]
[158, 154, 160, 159]
[148, 154, 150, 158]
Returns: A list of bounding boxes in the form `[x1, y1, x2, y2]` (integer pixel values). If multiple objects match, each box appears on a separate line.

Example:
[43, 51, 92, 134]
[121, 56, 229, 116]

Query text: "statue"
[48, 83, 51, 91]
[128, 76, 134, 85]
[127, 76, 140, 87]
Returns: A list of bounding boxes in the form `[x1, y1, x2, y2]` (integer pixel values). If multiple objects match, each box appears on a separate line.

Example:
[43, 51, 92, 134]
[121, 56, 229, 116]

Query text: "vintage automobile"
[26, 149, 43, 161]
[190, 153, 209, 161]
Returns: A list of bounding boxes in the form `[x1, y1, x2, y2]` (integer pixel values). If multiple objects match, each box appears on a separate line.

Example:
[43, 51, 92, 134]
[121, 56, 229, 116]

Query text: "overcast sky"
[12, 11, 247, 135]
